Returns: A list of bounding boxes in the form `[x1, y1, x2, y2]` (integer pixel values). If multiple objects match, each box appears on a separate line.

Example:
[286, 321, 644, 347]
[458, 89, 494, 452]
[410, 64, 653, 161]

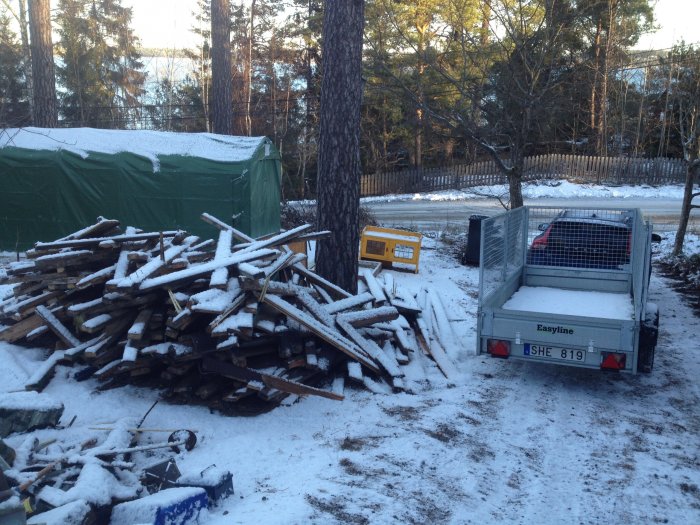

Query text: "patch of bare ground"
[657, 259, 700, 316]
[306, 495, 370, 525]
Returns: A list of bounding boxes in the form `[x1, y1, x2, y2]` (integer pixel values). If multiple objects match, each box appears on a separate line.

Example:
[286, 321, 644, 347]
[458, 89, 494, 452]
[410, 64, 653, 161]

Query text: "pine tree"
[315, 0, 365, 293]
[28, 0, 57, 127]
[0, 6, 30, 126]
[55, 0, 145, 128]
[210, 0, 232, 134]
[147, 76, 208, 132]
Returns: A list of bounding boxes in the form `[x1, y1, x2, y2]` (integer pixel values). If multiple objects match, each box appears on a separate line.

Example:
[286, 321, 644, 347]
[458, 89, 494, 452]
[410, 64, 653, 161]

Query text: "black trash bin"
[463, 214, 488, 266]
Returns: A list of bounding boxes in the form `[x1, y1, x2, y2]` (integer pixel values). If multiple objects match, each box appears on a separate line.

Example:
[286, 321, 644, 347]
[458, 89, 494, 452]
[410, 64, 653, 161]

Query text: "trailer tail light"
[601, 352, 626, 370]
[487, 339, 510, 358]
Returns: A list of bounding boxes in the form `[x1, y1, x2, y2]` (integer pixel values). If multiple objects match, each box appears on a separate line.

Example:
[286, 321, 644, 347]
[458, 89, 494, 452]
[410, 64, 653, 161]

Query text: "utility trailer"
[476, 206, 659, 374]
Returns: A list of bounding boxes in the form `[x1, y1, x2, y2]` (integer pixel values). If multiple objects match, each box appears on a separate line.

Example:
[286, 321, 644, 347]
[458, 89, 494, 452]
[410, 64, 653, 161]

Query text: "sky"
[121, 0, 203, 50]
[119, 0, 700, 51]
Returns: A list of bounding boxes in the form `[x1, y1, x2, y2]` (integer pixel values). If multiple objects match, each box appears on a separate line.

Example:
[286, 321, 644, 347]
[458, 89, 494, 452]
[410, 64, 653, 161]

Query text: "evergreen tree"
[211, 0, 232, 134]
[316, 0, 365, 293]
[55, 0, 145, 128]
[0, 7, 30, 126]
[147, 75, 208, 132]
[281, 0, 323, 197]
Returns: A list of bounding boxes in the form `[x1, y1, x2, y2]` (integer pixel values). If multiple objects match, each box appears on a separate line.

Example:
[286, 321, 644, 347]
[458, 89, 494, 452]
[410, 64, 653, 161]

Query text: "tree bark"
[211, 0, 233, 134]
[673, 144, 699, 256]
[315, 0, 365, 294]
[28, 0, 56, 127]
[17, 0, 34, 119]
[245, 0, 256, 136]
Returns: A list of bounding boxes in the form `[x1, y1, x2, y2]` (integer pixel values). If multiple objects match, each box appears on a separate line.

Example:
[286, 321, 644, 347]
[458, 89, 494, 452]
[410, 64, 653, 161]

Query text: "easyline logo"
[536, 324, 574, 335]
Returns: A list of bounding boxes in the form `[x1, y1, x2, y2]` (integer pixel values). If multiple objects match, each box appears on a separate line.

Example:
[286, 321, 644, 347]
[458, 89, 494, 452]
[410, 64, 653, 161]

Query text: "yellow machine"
[359, 226, 422, 273]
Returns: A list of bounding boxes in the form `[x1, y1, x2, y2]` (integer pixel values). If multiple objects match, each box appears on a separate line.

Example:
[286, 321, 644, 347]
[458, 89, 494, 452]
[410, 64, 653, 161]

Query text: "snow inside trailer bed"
[501, 286, 634, 320]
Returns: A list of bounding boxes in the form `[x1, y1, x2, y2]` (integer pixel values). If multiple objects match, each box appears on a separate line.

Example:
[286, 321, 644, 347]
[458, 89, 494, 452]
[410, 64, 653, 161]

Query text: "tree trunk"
[28, 0, 56, 127]
[211, 0, 233, 135]
[673, 148, 699, 256]
[315, 0, 365, 294]
[18, 0, 34, 119]
[508, 145, 525, 209]
[245, 0, 256, 136]
[590, 20, 602, 154]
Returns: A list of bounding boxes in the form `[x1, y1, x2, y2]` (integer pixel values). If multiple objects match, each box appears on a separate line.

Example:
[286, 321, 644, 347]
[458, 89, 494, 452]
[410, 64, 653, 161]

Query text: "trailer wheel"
[637, 303, 659, 374]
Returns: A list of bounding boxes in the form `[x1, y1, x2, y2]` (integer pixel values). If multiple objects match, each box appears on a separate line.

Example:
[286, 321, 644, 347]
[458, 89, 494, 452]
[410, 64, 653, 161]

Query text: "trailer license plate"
[523, 344, 585, 362]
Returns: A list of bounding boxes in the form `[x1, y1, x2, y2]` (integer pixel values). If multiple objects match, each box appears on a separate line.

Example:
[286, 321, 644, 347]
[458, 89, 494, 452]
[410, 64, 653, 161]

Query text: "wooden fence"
[360, 154, 688, 197]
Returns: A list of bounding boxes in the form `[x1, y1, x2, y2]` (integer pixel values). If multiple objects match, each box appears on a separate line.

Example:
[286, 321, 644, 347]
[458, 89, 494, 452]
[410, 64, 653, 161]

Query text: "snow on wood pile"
[0, 216, 455, 409]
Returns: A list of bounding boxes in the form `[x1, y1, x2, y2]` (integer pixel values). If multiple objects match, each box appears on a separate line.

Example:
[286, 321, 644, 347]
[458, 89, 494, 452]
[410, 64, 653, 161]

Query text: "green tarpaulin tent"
[0, 128, 281, 251]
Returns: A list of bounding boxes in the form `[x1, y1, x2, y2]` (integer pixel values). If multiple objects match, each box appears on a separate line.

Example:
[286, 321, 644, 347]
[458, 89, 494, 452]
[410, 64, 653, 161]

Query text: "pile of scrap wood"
[0, 402, 230, 524]
[0, 215, 457, 407]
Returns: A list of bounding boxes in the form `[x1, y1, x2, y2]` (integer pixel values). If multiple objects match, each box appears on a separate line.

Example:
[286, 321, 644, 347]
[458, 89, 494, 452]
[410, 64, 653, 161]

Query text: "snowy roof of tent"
[0, 127, 270, 172]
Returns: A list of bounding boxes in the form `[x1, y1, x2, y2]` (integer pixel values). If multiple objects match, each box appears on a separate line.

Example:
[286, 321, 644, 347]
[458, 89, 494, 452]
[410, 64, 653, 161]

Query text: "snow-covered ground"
[361, 180, 689, 204]
[2, 182, 700, 524]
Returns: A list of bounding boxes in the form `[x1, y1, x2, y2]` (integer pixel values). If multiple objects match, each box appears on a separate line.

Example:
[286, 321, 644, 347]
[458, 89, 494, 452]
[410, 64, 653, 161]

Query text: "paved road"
[365, 197, 697, 232]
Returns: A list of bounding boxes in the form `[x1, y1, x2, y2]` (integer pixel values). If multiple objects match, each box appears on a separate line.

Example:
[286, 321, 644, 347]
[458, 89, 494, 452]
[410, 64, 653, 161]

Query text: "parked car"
[526, 210, 633, 270]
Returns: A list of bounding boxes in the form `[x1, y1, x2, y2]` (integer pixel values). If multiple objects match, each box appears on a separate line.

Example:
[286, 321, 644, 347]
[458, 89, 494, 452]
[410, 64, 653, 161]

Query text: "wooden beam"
[202, 357, 343, 401]
[35, 305, 81, 348]
[33, 231, 182, 251]
[25, 351, 66, 392]
[3, 291, 60, 320]
[139, 248, 277, 290]
[262, 294, 380, 374]
[236, 224, 312, 254]
[200, 213, 254, 243]
[127, 309, 153, 341]
[323, 292, 374, 315]
[336, 317, 402, 379]
[56, 218, 121, 241]
[108, 240, 194, 290]
[337, 306, 399, 328]
[0, 314, 45, 343]
[291, 263, 352, 300]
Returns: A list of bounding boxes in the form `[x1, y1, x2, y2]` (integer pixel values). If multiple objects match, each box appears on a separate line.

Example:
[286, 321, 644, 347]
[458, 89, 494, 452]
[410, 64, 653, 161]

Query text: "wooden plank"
[127, 309, 153, 341]
[33, 231, 181, 251]
[200, 212, 255, 243]
[414, 314, 457, 380]
[323, 292, 374, 315]
[75, 264, 118, 289]
[292, 263, 352, 299]
[263, 294, 380, 373]
[210, 229, 233, 288]
[3, 291, 60, 320]
[25, 351, 66, 392]
[57, 218, 121, 241]
[360, 268, 387, 304]
[261, 250, 300, 278]
[0, 313, 45, 342]
[202, 357, 344, 401]
[35, 305, 81, 348]
[336, 317, 402, 378]
[207, 293, 247, 333]
[79, 312, 128, 334]
[337, 306, 399, 328]
[109, 240, 194, 289]
[235, 224, 312, 254]
[139, 248, 277, 290]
